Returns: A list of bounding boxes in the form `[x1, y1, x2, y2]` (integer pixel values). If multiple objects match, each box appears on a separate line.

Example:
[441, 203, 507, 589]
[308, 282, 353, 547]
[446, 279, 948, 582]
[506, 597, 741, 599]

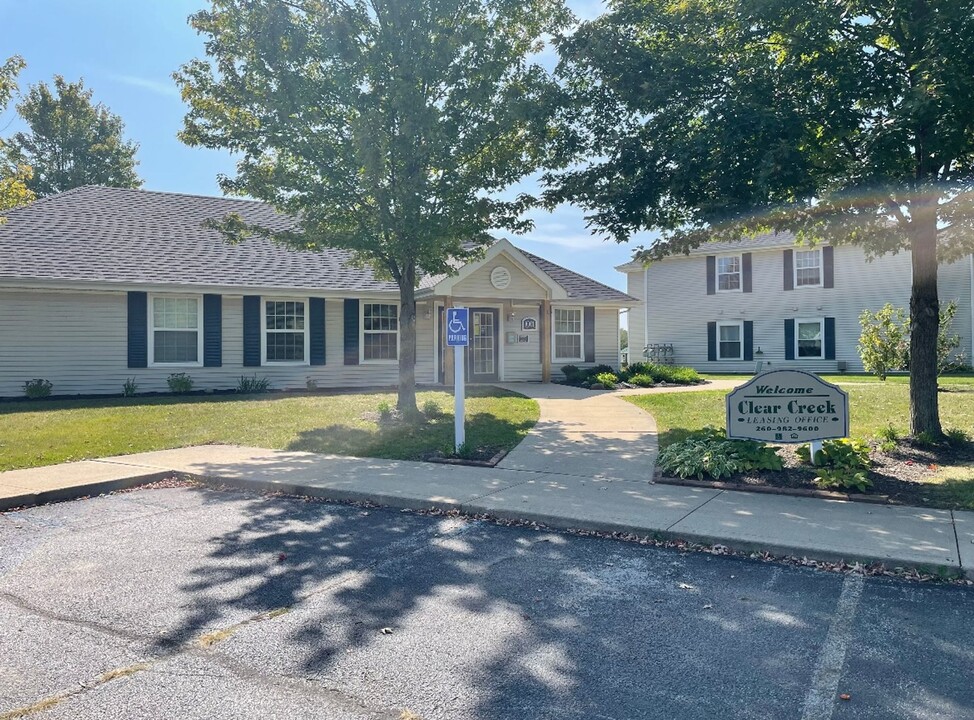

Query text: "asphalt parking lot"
[1, 484, 972, 720]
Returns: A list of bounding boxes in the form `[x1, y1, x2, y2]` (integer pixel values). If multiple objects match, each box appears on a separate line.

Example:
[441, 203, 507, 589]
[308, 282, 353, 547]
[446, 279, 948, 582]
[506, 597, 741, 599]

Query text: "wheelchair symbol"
[448, 316, 465, 333]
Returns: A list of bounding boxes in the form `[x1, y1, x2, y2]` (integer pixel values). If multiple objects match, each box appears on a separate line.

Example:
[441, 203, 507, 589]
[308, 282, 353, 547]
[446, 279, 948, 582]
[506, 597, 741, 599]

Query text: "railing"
[643, 343, 675, 365]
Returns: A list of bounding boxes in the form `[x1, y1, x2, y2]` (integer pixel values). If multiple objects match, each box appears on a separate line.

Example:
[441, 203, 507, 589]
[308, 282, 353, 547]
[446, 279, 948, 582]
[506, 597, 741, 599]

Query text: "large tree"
[176, 0, 568, 415]
[0, 55, 33, 220]
[549, 0, 974, 437]
[5, 76, 142, 196]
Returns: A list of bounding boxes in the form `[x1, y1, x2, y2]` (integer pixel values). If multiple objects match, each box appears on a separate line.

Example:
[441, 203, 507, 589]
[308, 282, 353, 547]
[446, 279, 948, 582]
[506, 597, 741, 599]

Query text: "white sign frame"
[726, 369, 849, 443]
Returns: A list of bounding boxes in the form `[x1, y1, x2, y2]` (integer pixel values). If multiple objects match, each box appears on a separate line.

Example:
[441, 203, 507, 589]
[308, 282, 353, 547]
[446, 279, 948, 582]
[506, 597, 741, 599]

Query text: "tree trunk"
[908, 204, 942, 438]
[397, 268, 419, 417]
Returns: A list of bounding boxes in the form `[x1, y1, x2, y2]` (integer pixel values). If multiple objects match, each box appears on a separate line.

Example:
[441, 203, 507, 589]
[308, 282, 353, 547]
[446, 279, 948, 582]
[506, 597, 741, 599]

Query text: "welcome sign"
[726, 369, 849, 443]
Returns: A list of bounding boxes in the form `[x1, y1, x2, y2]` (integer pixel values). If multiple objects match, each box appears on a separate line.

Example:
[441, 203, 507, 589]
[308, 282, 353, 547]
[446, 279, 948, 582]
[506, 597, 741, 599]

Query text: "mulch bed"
[657, 440, 974, 508]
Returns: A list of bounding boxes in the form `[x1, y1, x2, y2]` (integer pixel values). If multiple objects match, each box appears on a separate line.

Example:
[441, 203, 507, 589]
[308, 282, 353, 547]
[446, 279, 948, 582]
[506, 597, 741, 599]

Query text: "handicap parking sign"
[446, 308, 469, 347]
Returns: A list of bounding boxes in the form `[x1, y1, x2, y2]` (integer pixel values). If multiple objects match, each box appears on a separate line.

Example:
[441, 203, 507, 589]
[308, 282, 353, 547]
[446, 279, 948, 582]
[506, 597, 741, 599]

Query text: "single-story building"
[618, 231, 974, 373]
[0, 186, 633, 397]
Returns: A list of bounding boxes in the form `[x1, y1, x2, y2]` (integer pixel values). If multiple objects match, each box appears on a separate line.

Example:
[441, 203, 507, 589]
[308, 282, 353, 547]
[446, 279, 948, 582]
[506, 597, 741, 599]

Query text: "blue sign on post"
[446, 307, 469, 347]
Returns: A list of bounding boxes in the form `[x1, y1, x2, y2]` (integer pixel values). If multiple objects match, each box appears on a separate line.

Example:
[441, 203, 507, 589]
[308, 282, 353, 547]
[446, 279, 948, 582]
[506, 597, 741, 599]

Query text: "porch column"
[540, 299, 551, 383]
[443, 297, 455, 386]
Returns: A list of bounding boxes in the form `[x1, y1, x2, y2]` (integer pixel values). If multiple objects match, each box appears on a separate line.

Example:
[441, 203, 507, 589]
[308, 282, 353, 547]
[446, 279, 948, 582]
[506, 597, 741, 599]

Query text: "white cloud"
[111, 74, 181, 99]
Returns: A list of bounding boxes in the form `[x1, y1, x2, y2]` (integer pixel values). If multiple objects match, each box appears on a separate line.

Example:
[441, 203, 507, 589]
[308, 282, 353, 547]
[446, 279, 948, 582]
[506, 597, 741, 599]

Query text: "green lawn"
[700, 372, 974, 386]
[0, 387, 539, 472]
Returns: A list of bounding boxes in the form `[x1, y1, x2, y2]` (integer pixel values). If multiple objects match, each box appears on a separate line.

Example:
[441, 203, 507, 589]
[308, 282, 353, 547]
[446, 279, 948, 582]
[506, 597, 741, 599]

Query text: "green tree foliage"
[935, 301, 964, 374]
[549, 0, 974, 437]
[175, 0, 569, 414]
[619, 327, 628, 351]
[5, 76, 142, 196]
[0, 56, 34, 221]
[858, 304, 908, 381]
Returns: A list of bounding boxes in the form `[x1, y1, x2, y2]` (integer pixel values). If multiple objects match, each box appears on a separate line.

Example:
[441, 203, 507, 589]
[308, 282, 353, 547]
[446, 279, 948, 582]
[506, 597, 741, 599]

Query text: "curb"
[0, 471, 175, 512]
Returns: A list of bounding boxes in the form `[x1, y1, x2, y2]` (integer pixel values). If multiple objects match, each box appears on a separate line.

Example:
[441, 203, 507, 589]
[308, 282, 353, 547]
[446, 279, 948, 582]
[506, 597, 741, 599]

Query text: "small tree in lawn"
[858, 305, 908, 381]
[176, 0, 569, 416]
[935, 301, 964, 375]
[5, 76, 142, 196]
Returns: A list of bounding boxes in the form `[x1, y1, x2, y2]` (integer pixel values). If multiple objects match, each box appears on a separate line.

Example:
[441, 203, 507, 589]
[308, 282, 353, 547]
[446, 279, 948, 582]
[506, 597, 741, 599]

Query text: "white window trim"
[552, 306, 584, 362]
[261, 297, 310, 365]
[360, 300, 400, 365]
[716, 254, 743, 293]
[794, 248, 824, 289]
[716, 320, 744, 361]
[795, 317, 826, 360]
[147, 293, 204, 368]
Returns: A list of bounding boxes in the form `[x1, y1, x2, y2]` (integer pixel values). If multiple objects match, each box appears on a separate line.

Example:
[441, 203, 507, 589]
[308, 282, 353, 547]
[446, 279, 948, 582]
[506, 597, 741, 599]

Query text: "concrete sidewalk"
[1, 380, 971, 578]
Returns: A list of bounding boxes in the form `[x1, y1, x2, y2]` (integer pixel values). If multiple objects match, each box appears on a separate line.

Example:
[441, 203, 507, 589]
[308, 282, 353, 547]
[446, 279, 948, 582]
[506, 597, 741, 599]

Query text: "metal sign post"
[446, 307, 469, 452]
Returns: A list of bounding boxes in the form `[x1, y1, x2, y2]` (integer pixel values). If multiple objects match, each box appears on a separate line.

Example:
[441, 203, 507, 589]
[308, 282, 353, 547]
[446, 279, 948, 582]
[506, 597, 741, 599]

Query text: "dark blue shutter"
[783, 249, 794, 291]
[743, 321, 754, 361]
[825, 317, 836, 360]
[243, 295, 261, 367]
[784, 319, 795, 360]
[707, 322, 717, 361]
[309, 297, 326, 366]
[203, 294, 222, 367]
[742, 253, 752, 293]
[706, 256, 716, 295]
[344, 299, 360, 365]
[127, 291, 148, 368]
[583, 306, 595, 363]
[823, 246, 834, 288]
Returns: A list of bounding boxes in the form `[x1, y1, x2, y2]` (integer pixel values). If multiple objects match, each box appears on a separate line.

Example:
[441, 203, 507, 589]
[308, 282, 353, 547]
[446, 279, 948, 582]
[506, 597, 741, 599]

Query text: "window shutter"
[825, 317, 836, 360]
[344, 299, 360, 365]
[243, 295, 261, 367]
[742, 253, 752, 293]
[823, 246, 834, 288]
[706, 256, 716, 295]
[743, 321, 754, 361]
[583, 306, 596, 363]
[783, 250, 794, 291]
[203, 294, 222, 367]
[309, 297, 326, 366]
[127, 291, 148, 368]
[784, 319, 795, 360]
[707, 322, 717, 361]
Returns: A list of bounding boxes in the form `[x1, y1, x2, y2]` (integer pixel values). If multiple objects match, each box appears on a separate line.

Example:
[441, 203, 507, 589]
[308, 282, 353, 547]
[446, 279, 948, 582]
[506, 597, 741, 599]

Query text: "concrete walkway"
[1, 381, 972, 579]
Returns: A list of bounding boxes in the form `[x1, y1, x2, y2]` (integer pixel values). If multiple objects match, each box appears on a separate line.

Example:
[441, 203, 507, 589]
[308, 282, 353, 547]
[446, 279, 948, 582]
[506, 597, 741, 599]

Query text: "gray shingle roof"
[0, 186, 633, 302]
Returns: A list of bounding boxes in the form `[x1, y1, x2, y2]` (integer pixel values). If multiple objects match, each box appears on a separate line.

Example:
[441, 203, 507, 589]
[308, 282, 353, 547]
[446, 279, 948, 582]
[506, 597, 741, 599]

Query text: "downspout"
[644, 266, 649, 358]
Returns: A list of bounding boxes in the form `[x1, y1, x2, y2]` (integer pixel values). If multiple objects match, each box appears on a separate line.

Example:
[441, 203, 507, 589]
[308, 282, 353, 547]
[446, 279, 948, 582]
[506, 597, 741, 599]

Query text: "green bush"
[627, 373, 655, 388]
[236, 374, 271, 394]
[560, 364, 580, 381]
[122, 377, 139, 397]
[166, 373, 194, 394]
[797, 439, 871, 492]
[23, 378, 53, 399]
[621, 362, 701, 385]
[377, 400, 393, 421]
[594, 371, 618, 388]
[657, 427, 783, 480]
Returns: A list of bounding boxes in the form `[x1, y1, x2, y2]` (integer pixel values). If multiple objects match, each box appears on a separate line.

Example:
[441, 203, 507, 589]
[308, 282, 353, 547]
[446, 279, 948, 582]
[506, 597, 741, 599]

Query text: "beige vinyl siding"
[0, 290, 434, 397]
[625, 269, 646, 362]
[452, 257, 548, 300]
[629, 246, 974, 373]
[503, 304, 543, 381]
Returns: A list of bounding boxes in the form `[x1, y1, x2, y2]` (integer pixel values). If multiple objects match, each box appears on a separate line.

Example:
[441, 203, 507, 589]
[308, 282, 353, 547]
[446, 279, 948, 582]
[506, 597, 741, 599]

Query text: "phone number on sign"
[755, 426, 820, 433]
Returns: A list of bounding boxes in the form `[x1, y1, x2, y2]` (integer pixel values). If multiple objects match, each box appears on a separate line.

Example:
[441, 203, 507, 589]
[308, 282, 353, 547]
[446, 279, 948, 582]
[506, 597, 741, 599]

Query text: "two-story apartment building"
[618, 232, 974, 373]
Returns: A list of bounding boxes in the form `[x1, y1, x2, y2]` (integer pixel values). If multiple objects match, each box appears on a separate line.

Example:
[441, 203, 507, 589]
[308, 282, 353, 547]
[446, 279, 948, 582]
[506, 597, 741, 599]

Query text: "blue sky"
[0, 0, 650, 293]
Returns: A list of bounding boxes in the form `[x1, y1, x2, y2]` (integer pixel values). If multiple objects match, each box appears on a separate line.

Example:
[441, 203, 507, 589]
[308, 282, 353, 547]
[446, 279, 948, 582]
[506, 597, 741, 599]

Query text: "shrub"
[797, 439, 871, 492]
[236, 374, 271, 394]
[122, 377, 138, 397]
[858, 304, 908, 380]
[587, 364, 615, 377]
[167, 373, 194, 394]
[627, 373, 655, 388]
[657, 427, 783, 480]
[594, 371, 618, 388]
[878, 423, 900, 443]
[622, 362, 701, 385]
[377, 400, 392, 421]
[422, 399, 442, 418]
[560, 364, 580, 381]
[23, 378, 53, 399]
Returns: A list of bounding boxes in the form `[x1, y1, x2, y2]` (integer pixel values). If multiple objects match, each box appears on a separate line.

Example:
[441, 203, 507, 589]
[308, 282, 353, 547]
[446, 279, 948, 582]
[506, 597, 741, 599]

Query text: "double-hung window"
[362, 303, 398, 361]
[150, 296, 201, 366]
[796, 318, 824, 358]
[795, 249, 822, 287]
[553, 308, 583, 361]
[717, 255, 741, 292]
[717, 321, 743, 360]
[264, 299, 307, 363]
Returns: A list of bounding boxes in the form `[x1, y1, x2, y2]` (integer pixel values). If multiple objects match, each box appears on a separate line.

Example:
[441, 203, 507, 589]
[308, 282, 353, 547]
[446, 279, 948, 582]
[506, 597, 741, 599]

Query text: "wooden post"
[540, 299, 551, 383]
[443, 297, 454, 386]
